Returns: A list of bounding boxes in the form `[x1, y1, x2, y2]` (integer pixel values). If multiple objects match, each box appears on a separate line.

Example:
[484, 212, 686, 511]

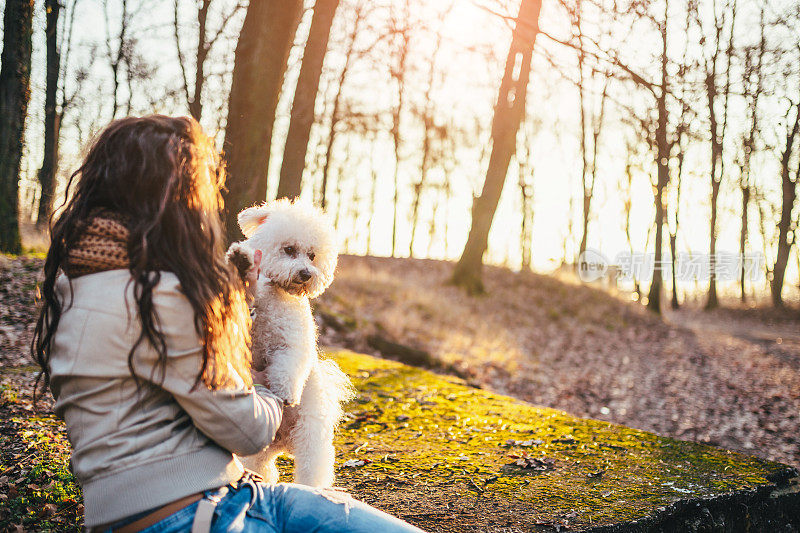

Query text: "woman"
[32, 115, 423, 533]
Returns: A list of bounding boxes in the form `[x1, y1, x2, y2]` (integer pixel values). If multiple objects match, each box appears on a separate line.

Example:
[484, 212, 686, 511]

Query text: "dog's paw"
[280, 389, 303, 408]
[226, 242, 256, 280]
[268, 381, 302, 407]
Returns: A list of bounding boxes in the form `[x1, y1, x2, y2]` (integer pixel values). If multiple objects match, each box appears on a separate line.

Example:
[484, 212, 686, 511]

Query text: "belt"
[189, 471, 258, 532]
[190, 486, 229, 533]
[111, 492, 203, 533]
[103, 473, 249, 533]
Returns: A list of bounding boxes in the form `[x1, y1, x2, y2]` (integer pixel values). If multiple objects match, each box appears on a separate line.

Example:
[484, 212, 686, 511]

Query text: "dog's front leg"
[241, 446, 282, 484]
[267, 346, 315, 406]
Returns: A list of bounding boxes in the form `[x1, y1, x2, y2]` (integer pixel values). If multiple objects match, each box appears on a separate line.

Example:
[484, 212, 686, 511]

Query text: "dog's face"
[238, 199, 338, 298]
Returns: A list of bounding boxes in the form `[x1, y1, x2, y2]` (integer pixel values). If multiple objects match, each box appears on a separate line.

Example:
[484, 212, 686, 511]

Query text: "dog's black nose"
[297, 269, 312, 282]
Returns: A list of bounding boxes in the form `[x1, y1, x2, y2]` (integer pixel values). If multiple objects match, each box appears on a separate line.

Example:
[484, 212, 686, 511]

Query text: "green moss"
[271, 349, 792, 530]
[1, 351, 793, 531]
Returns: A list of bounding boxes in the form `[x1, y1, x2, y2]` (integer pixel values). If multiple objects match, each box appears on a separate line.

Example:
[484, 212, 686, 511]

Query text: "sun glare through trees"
[1, 0, 800, 307]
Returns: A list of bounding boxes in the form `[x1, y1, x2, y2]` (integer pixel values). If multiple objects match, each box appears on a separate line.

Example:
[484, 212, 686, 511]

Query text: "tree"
[276, 0, 342, 200]
[611, 0, 673, 313]
[222, 0, 303, 241]
[646, 3, 671, 314]
[37, 0, 62, 228]
[692, 0, 737, 309]
[568, 0, 609, 265]
[772, 98, 799, 307]
[103, 0, 136, 118]
[622, 136, 641, 299]
[408, 5, 449, 257]
[668, 139, 685, 309]
[517, 122, 536, 270]
[36, 0, 80, 228]
[737, 4, 766, 302]
[173, 0, 245, 121]
[667, 1, 694, 310]
[317, 0, 369, 208]
[0, 0, 34, 253]
[450, 0, 543, 293]
[387, 0, 412, 257]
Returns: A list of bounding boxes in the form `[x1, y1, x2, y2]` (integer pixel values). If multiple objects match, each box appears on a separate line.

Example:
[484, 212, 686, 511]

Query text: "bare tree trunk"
[174, 0, 243, 121]
[182, 0, 210, 121]
[0, 0, 34, 253]
[580, 81, 607, 264]
[104, 0, 131, 119]
[669, 132, 685, 310]
[575, 0, 589, 262]
[703, 0, 736, 310]
[705, 56, 722, 309]
[739, 183, 750, 301]
[222, 0, 303, 241]
[518, 124, 535, 270]
[755, 186, 773, 287]
[37, 0, 62, 228]
[409, 25, 445, 257]
[277, 0, 341, 200]
[450, 0, 542, 293]
[772, 102, 800, 307]
[623, 140, 640, 298]
[667, 0, 694, 310]
[707, 149, 721, 309]
[389, 4, 411, 257]
[647, 3, 670, 314]
[442, 173, 452, 257]
[669, 233, 679, 308]
[366, 167, 378, 255]
[739, 7, 765, 302]
[519, 168, 534, 270]
[191, 0, 210, 120]
[318, 3, 364, 208]
[427, 185, 441, 258]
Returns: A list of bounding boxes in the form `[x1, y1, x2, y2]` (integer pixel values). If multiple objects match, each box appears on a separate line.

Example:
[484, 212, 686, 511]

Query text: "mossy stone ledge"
[294, 350, 800, 532]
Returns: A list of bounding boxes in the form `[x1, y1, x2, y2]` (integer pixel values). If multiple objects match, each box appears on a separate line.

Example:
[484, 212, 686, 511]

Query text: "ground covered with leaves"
[1, 254, 799, 531]
[317, 255, 800, 468]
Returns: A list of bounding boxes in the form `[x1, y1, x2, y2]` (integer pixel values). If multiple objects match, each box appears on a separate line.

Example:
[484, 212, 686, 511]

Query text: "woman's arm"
[154, 345, 283, 456]
[137, 276, 281, 456]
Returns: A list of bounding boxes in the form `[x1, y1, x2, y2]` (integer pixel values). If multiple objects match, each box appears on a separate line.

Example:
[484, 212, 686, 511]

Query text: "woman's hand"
[244, 249, 262, 300]
[251, 366, 269, 386]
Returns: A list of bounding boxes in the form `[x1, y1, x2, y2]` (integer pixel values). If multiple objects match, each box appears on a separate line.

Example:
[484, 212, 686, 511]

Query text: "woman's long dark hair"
[32, 115, 252, 397]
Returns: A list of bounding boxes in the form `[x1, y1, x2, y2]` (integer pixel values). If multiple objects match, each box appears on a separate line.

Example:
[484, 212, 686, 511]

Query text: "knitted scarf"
[63, 210, 131, 278]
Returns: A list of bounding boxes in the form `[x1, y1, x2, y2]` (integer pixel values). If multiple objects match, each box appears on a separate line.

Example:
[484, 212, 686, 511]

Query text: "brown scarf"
[63, 209, 131, 278]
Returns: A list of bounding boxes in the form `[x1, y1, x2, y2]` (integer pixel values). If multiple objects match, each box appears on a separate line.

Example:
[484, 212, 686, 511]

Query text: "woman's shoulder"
[56, 270, 187, 315]
[55, 270, 201, 351]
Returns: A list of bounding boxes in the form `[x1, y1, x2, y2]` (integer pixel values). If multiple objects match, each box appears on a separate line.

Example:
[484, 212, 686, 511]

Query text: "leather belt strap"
[112, 492, 203, 533]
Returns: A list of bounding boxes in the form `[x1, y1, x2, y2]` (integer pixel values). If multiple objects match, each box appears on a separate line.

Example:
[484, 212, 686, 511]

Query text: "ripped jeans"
[113, 473, 425, 533]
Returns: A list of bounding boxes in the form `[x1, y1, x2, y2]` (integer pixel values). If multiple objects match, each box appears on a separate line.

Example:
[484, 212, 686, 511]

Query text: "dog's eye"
[308, 252, 315, 261]
[283, 246, 296, 256]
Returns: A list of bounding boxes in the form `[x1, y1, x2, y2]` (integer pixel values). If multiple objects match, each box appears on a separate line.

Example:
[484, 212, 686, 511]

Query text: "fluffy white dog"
[227, 199, 354, 488]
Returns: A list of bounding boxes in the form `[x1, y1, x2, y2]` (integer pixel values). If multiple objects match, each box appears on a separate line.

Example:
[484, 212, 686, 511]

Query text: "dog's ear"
[237, 204, 269, 238]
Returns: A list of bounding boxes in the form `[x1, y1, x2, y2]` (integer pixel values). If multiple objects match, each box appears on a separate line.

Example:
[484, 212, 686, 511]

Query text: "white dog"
[226, 199, 354, 488]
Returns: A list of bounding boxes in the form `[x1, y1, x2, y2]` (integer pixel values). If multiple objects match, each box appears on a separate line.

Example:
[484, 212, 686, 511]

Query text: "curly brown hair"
[32, 115, 252, 396]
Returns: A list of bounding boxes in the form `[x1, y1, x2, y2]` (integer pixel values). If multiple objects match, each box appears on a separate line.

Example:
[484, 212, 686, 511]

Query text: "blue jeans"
[107, 474, 425, 532]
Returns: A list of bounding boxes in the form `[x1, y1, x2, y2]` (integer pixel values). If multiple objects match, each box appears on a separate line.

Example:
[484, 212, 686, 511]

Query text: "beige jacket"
[50, 270, 282, 527]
